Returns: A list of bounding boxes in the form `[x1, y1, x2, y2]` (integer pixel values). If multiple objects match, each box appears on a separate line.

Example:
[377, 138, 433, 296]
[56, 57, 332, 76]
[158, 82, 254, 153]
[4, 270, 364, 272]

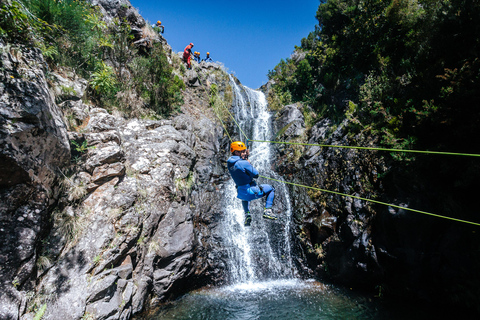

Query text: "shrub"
[89, 61, 118, 103]
[20, 0, 107, 73]
[0, 1, 33, 42]
[106, 18, 135, 81]
[129, 43, 184, 116]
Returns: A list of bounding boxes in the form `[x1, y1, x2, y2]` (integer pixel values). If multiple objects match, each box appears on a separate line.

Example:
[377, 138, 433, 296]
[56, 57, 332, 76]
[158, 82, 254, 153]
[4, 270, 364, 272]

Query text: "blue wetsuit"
[227, 155, 274, 213]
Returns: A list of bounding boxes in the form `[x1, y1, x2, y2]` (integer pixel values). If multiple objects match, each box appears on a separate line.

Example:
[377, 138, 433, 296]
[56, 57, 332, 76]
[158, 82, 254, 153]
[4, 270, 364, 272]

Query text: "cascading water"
[222, 76, 295, 284]
[148, 77, 430, 319]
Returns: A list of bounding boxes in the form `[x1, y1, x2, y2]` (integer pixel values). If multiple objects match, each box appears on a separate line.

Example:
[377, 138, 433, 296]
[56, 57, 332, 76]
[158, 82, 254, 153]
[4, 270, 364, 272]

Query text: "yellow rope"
[250, 140, 480, 157]
[217, 81, 480, 227]
[211, 101, 232, 142]
[260, 175, 480, 227]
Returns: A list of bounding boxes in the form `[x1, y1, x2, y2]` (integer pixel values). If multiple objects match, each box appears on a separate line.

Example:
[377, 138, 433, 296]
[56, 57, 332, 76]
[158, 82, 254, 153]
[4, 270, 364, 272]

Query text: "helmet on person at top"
[230, 141, 246, 153]
[190, 43, 194, 46]
[157, 21, 161, 25]
[207, 52, 210, 55]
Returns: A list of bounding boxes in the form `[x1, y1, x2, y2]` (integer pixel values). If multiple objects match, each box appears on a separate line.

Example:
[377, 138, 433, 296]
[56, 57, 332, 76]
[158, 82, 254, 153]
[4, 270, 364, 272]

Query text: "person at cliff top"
[194, 51, 201, 63]
[183, 43, 194, 69]
[227, 141, 277, 226]
[153, 20, 164, 34]
[203, 52, 213, 62]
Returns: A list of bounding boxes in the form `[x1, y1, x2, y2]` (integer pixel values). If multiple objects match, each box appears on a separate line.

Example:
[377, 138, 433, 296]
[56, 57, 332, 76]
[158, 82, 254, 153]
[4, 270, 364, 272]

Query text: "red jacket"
[183, 45, 193, 59]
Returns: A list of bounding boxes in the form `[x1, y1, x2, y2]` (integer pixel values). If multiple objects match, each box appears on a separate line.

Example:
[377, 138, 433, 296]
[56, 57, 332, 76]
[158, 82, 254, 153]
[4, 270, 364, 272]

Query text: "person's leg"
[242, 200, 251, 226]
[260, 184, 275, 208]
[260, 184, 277, 220]
[242, 200, 250, 214]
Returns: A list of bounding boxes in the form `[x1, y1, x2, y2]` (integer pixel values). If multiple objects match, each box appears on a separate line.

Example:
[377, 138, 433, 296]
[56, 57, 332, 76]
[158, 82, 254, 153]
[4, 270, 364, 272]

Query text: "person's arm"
[243, 161, 259, 179]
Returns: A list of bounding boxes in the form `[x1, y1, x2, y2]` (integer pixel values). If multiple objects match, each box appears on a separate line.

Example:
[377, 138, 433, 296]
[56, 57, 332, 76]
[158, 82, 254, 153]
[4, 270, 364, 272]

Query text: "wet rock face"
[272, 103, 480, 310]
[272, 104, 387, 287]
[0, 44, 70, 319]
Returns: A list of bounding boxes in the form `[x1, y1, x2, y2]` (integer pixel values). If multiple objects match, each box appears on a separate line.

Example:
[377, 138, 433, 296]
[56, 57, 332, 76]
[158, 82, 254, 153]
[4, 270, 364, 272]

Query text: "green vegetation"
[33, 303, 47, 320]
[129, 43, 185, 116]
[0, 0, 184, 117]
[209, 82, 234, 125]
[71, 139, 94, 154]
[268, 0, 480, 154]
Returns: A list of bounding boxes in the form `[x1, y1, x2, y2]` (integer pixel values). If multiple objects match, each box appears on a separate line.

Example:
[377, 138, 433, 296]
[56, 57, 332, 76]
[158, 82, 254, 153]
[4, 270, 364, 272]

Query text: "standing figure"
[203, 52, 213, 62]
[227, 141, 277, 226]
[183, 43, 194, 69]
[194, 51, 201, 63]
[153, 20, 164, 34]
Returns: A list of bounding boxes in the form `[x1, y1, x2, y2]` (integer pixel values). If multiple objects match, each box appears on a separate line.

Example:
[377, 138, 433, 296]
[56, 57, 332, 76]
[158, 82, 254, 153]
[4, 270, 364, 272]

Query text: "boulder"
[274, 103, 305, 140]
[185, 69, 200, 87]
[49, 72, 87, 103]
[90, 0, 146, 29]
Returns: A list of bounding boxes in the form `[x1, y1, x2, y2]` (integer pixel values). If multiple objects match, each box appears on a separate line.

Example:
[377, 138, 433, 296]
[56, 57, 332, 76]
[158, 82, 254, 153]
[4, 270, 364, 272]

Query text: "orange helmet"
[157, 21, 161, 25]
[230, 141, 246, 153]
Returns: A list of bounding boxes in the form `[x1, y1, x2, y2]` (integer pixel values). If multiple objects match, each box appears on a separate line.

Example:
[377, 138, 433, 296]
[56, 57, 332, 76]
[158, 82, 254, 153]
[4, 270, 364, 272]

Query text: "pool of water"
[141, 279, 435, 320]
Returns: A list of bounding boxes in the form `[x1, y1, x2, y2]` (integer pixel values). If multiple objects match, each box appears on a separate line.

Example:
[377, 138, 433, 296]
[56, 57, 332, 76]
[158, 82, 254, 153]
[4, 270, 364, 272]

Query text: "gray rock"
[92, 163, 126, 184]
[85, 145, 124, 173]
[0, 44, 69, 320]
[50, 72, 87, 103]
[86, 109, 118, 132]
[185, 69, 200, 87]
[60, 100, 90, 130]
[89, 0, 146, 29]
[274, 103, 305, 140]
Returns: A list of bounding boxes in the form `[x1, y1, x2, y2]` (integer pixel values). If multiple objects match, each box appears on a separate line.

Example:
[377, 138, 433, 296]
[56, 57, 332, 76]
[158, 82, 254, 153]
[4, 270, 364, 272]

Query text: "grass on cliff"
[0, 0, 184, 118]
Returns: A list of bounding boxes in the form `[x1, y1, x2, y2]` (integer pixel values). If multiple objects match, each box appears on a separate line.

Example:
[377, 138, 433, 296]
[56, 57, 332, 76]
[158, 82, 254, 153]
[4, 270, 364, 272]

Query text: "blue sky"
[131, 0, 320, 89]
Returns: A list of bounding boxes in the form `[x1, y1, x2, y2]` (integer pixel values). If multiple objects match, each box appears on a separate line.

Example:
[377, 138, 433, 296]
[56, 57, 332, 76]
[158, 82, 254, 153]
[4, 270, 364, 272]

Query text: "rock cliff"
[3, 0, 479, 318]
[0, 1, 233, 318]
[0, 43, 71, 319]
[270, 100, 480, 311]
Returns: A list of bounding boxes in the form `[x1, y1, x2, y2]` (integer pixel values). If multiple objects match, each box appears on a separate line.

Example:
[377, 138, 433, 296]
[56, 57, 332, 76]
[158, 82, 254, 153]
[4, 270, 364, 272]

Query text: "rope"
[199, 77, 233, 142]
[211, 101, 232, 142]
[223, 105, 249, 142]
[216, 79, 480, 227]
[259, 175, 480, 227]
[250, 140, 480, 158]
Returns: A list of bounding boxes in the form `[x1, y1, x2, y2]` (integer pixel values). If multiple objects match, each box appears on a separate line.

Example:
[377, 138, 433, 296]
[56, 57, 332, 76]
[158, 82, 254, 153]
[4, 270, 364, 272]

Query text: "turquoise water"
[142, 279, 432, 320]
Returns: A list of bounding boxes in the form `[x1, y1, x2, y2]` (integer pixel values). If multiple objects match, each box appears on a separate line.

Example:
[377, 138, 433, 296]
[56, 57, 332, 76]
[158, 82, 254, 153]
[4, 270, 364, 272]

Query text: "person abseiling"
[203, 52, 213, 62]
[183, 43, 194, 69]
[227, 141, 277, 226]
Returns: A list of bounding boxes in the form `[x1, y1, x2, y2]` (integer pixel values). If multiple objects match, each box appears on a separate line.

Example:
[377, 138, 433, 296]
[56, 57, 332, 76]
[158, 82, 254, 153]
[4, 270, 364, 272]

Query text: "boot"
[263, 208, 277, 220]
[244, 212, 252, 226]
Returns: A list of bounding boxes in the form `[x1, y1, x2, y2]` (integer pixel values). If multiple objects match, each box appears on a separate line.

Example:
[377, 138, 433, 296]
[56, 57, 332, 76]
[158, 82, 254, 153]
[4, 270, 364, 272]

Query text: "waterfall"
[223, 76, 296, 284]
